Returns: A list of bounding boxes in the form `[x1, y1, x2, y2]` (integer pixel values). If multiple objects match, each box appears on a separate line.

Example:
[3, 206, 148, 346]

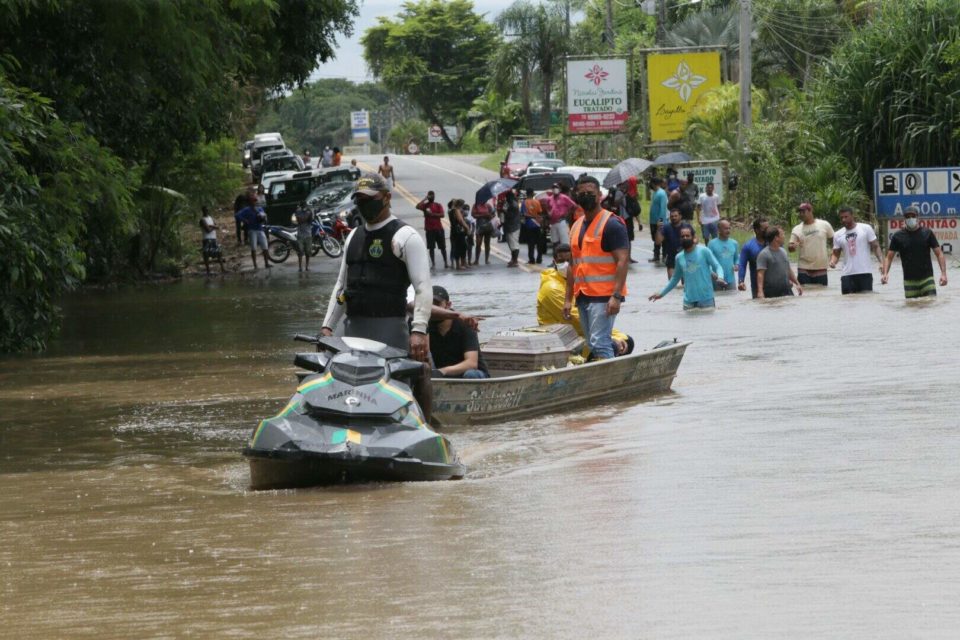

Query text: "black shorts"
[798, 272, 828, 286]
[665, 250, 678, 269]
[202, 238, 221, 258]
[426, 229, 446, 250]
[841, 273, 873, 294]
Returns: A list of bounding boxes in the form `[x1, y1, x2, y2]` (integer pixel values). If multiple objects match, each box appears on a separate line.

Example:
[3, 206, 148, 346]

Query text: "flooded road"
[3, 155, 960, 638]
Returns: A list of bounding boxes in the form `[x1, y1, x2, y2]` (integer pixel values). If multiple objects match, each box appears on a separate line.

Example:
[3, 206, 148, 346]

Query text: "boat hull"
[431, 341, 689, 426]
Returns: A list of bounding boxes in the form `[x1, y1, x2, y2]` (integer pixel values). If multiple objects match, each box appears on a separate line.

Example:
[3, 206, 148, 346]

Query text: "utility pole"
[738, 0, 752, 146]
[605, 0, 615, 52]
[656, 0, 667, 46]
[565, 0, 570, 38]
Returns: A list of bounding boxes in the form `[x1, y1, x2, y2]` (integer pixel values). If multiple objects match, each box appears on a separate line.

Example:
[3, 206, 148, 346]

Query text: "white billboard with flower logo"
[566, 58, 629, 134]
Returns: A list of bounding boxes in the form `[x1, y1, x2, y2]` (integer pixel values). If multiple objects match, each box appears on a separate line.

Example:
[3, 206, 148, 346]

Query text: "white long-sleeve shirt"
[321, 215, 432, 334]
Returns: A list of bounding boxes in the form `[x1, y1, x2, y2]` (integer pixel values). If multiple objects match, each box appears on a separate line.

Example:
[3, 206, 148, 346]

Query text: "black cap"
[432, 285, 449, 303]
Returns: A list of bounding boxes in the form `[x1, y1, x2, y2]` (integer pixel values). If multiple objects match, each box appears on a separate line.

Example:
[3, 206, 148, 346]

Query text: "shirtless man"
[378, 156, 396, 188]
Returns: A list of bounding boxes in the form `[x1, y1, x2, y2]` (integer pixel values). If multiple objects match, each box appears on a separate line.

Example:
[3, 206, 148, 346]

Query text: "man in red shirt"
[416, 190, 448, 269]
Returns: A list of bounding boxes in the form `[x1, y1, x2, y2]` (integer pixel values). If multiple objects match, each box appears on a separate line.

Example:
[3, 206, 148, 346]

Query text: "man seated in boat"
[428, 286, 490, 379]
[537, 243, 634, 358]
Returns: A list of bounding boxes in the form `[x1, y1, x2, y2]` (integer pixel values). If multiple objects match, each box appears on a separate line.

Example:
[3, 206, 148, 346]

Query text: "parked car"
[251, 137, 285, 180]
[515, 172, 576, 197]
[260, 151, 305, 190]
[526, 158, 565, 174]
[265, 166, 361, 225]
[558, 165, 613, 199]
[242, 140, 254, 168]
[306, 182, 360, 229]
[500, 147, 547, 179]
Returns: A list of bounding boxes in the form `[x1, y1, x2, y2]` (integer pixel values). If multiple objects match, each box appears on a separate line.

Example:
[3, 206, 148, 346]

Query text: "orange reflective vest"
[569, 209, 627, 299]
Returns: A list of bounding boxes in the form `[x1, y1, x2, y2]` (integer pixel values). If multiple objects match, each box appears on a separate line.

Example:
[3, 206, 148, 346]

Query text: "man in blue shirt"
[707, 218, 739, 291]
[234, 194, 271, 270]
[660, 209, 693, 281]
[649, 226, 726, 309]
[648, 177, 668, 263]
[738, 217, 768, 298]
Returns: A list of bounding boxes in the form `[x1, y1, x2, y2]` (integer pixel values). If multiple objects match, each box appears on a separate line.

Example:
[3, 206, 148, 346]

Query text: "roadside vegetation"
[0, 0, 359, 350]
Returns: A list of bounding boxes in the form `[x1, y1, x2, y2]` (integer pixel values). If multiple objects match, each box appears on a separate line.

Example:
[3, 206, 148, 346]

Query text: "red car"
[500, 147, 548, 179]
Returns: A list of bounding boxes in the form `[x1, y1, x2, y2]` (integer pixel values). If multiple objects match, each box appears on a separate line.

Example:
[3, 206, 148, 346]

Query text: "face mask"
[554, 261, 568, 277]
[575, 193, 597, 211]
[905, 217, 919, 230]
[553, 188, 560, 195]
[681, 238, 694, 249]
[356, 197, 384, 223]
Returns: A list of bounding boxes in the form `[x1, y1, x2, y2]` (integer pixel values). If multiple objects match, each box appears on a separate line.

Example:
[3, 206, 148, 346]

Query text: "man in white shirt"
[696, 182, 721, 244]
[829, 207, 885, 294]
[199, 206, 225, 274]
[320, 172, 433, 415]
[788, 202, 834, 286]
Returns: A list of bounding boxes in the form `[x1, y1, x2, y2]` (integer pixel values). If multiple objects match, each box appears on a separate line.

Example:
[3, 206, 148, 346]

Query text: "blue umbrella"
[475, 178, 517, 206]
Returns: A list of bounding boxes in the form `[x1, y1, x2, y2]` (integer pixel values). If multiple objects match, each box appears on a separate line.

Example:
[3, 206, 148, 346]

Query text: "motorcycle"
[265, 213, 343, 264]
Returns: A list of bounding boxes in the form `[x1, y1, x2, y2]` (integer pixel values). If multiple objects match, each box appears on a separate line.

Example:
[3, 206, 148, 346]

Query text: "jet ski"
[243, 335, 466, 489]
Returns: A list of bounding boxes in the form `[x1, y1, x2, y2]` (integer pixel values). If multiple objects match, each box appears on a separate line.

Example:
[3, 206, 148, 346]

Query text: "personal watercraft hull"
[244, 447, 466, 489]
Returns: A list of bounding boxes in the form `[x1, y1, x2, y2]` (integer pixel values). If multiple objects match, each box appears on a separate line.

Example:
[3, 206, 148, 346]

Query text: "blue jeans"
[577, 297, 617, 360]
[462, 369, 489, 379]
[683, 298, 716, 310]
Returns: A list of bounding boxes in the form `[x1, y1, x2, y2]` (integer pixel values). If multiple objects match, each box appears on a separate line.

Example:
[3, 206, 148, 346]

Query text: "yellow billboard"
[647, 51, 722, 141]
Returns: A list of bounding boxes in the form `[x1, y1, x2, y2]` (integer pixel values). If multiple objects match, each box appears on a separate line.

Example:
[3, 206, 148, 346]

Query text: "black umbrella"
[603, 158, 654, 188]
[475, 178, 517, 206]
[652, 151, 692, 166]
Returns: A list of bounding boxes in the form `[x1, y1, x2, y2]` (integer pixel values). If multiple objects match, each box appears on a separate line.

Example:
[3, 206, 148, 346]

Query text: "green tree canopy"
[0, 0, 359, 177]
[815, 0, 960, 193]
[257, 80, 391, 152]
[362, 0, 498, 147]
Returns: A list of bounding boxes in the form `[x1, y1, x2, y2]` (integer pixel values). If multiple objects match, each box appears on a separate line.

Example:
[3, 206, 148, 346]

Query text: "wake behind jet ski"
[243, 335, 465, 489]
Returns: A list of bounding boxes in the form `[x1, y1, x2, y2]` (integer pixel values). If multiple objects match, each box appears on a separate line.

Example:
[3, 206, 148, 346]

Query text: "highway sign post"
[874, 166, 960, 254]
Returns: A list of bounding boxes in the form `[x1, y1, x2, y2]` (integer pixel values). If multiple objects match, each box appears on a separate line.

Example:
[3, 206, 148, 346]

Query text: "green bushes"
[0, 74, 137, 351]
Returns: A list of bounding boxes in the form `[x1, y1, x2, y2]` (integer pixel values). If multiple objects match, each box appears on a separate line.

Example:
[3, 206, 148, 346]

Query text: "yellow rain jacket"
[536, 267, 628, 348]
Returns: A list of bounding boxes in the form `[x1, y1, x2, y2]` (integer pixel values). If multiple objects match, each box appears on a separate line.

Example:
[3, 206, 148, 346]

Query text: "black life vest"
[344, 219, 411, 317]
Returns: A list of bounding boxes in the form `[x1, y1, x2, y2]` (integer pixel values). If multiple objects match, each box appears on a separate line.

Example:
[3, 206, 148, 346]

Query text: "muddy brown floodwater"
[2, 242, 959, 638]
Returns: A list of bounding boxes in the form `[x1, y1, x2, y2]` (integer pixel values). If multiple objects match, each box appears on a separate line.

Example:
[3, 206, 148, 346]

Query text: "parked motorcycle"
[266, 214, 342, 264]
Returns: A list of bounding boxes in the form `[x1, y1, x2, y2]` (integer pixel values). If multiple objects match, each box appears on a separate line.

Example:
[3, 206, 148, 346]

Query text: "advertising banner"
[566, 58, 629, 134]
[888, 219, 956, 254]
[646, 51, 722, 141]
[350, 110, 370, 142]
[671, 163, 726, 201]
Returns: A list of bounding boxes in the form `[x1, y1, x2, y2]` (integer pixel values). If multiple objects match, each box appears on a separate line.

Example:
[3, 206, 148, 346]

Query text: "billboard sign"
[427, 125, 459, 143]
[646, 51, 722, 141]
[350, 110, 370, 142]
[873, 166, 960, 217]
[566, 58, 629, 134]
[670, 163, 726, 202]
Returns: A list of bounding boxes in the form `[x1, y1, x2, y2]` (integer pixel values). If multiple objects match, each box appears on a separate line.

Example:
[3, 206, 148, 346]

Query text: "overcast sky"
[311, 0, 539, 83]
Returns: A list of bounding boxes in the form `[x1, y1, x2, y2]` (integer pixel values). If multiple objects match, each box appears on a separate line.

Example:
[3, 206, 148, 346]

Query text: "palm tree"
[494, 0, 568, 135]
[490, 38, 534, 131]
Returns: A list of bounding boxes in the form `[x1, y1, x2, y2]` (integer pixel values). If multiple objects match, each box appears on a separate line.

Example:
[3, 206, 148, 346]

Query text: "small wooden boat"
[431, 340, 689, 427]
